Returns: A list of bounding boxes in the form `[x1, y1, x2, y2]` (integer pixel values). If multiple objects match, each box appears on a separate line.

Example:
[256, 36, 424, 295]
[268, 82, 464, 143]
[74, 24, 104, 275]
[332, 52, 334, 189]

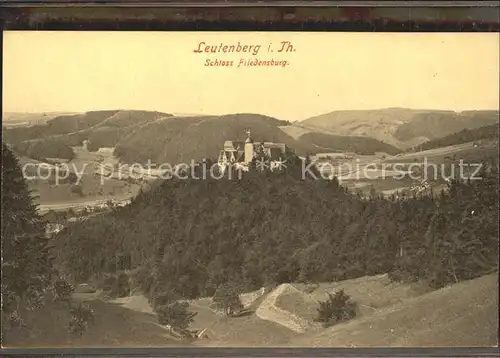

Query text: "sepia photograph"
[1, 31, 499, 348]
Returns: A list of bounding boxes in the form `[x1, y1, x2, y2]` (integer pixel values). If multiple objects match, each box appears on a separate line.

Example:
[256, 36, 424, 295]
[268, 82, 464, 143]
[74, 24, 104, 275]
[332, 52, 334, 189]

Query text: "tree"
[282, 148, 302, 168]
[369, 185, 377, 199]
[100, 272, 130, 298]
[1, 142, 55, 324]
[156, 301, 197, 330]
[52, 278, 74, 302]
[315, 289, 357, 327]
[150, 290, 181, 311]
[212, 283, 244, 316]
[68, 302, 94, 335]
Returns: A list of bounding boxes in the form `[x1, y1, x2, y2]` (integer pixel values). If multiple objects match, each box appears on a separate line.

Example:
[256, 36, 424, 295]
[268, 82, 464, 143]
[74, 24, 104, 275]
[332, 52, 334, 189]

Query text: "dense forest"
[413, 124, 500, 152]
[53, 153, 499, 306]
[11, 138, 76, 161]
[298, 132, 400, 155]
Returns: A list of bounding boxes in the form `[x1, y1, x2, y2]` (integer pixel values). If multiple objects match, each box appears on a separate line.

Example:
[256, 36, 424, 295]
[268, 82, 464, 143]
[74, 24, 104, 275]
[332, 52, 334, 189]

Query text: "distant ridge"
[414, 123, 500, 152]
[301, 108, 499, 149]
[3, 110, 402, 164]
[4, 108, 498, 164]
[171, 112, 212, 117]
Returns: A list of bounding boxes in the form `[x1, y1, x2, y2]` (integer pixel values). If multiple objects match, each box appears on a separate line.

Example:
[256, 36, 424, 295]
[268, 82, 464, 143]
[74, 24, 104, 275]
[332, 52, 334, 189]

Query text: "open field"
[317, 139, 498, 180]
[279, 124, 316, 140]
[384, 139, 498, 164]
[314, 139, 498, 196]
[36, 197, 129, 214]
[18, 145, 145, 212]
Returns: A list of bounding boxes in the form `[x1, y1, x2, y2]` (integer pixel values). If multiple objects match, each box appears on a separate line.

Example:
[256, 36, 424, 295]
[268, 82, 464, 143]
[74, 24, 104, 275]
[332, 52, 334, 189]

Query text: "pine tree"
[1, 143, 54, 321]
[212, 283, 243, 316]
[156, 301, 196, 330]
[315, 289, 357, 327]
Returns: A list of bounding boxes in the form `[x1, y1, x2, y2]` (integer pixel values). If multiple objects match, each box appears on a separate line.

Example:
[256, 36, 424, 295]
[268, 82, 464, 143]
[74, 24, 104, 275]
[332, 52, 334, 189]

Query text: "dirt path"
[255, 284, 311, 333]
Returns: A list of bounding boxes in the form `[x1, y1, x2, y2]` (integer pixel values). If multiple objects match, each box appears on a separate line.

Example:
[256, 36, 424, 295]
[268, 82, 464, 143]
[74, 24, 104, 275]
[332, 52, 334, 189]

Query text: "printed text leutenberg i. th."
[193, 41, 295, 68]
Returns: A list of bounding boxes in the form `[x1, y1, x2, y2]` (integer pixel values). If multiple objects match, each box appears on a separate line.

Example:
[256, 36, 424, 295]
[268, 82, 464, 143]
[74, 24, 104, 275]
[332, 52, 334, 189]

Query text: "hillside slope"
[190, 299, 297, 347]
[113, 113, 298, 164]
[302, 108, 499, 149]
[4, 110, 121, 143]
[3, 110, 173, 156]
[288, 273, 498, 347]
[3, 295, 185, 348]
[297, 132, 400, 155]
[395, 110, 499, 143]
[415, 123, 499, 152]
[276, 275, 431, 327]
[384, 138, 499, 165]
[256, 283, 313, 333]
[107, 290, 297, 347]
[113, 113, 401, 164]
[2, 112, 80, 128]
[75, 273, 497, 347]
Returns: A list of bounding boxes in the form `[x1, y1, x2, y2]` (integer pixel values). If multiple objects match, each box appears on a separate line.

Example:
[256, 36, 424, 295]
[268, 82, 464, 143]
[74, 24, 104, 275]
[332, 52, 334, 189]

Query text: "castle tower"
[244, 130, 254, 164]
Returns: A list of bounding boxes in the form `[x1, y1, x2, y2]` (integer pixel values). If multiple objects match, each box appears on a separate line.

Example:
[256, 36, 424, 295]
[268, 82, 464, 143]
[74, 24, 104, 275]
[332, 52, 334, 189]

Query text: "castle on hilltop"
[217, 130, 287, 171]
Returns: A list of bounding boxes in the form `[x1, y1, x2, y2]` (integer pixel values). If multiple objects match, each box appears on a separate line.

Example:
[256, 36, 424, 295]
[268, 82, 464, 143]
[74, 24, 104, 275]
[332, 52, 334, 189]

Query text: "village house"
[217, 130, 287, 172]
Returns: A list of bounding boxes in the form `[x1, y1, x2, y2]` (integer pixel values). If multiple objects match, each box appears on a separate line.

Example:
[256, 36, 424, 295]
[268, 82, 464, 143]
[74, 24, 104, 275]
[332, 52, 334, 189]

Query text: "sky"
[3, 31, 499, 122]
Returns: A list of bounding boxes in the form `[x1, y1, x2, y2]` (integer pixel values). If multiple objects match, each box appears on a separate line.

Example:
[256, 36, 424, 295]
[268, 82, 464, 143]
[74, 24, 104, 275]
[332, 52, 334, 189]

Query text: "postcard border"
[0, 2, 499, 31]
[0, 1, 499, 356]
[1, 347, 500, 356]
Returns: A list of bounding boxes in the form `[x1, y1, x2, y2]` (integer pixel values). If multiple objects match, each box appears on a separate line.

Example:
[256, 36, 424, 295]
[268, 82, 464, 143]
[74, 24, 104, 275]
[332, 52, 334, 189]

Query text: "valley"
[2, 107, 499, 348]
[3, 108, 498, 211]
[19, 145, 144, 214]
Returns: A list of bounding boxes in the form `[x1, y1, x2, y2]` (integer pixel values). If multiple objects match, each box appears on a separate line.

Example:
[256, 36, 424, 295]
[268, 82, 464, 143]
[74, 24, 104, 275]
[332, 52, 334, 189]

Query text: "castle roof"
[224, 140, 245, 151]
[245, 130, 253, 143]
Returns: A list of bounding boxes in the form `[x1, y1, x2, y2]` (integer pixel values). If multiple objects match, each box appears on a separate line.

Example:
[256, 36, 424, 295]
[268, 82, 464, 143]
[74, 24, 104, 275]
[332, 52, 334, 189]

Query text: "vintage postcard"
[1, 31, 499, 348]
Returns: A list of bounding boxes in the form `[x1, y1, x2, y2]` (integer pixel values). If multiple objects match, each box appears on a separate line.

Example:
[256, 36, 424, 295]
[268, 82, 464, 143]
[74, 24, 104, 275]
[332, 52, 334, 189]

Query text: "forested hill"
[298, 132, 400, 155]
[3, 110, 401, 163]
[112, 114, 400, 164]
[3, 110, 172, 161]
[54, 157, 499, 305]
[414, 124, 499, 152]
